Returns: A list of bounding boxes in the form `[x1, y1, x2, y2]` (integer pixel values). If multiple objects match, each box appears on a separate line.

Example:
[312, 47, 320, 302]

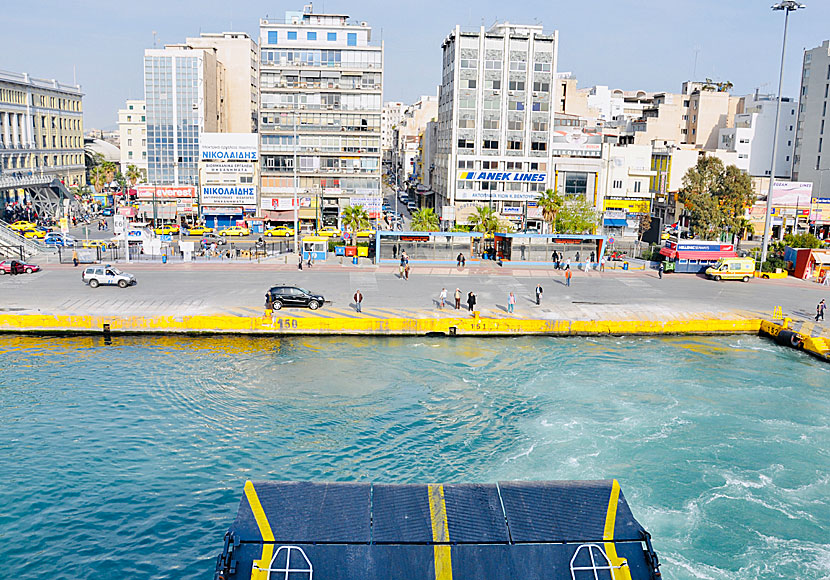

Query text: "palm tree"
[735, 217, 754, 252]
[101, 161, 118, 185]
[411, 207, 439, 231]
[536, 189, 563, 234]
[341, 205, 370, 237]
[467, 205, 500, 234]
[126, 164, 143, 187]
[89, 166, 106, 193]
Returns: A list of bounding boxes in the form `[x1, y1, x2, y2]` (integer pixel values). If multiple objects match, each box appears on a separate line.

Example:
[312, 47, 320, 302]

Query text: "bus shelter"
[376, 231, 484, 264]
[492, 233, 606, 265]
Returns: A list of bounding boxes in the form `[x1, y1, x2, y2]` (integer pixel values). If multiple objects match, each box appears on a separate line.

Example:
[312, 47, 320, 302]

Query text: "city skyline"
[2, 0, 829, 129]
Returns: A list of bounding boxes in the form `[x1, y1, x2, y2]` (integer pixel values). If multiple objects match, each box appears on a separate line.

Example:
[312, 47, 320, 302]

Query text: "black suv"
[266, 285, 325, 310]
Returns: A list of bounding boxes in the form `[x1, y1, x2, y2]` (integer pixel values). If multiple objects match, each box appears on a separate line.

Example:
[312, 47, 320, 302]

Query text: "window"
[328, 32, 336, 41]
[483, 118, 500, 129]
[463, 79, 477, 89]
[307, 32, 317, 40]
[532, 81, 550, 92]
[532, 120, 548, 132]
[287, 31, 297, 40]
[634, 181, 642, 193]
[347, 33, 357, 46]
[507, 140, 523, 151]
[509, 101, 524, 111]
[482, 161, 499, 169]
[481, 181, 498, 191]
[483, 139, 499, 150]
[530, 141, 547, 151]
[268, 31, 278, 44]
[509, 61, 527, 71]
[458, 160, 474, 169]
[460, 59, 477, 69]
[508, 80, 525, 91]
[532, 101, 549, 112]
[612, 180, 623, 189]
[483, 99, 499, 110]
[506, 161, 523, 170]
[507, 120, 524, 131]
[564, 172, 588, 196]
[484, 60, 502, 70]
[458, 138, 474, 149]
[458, 119, 475, 128]
[458, 98, 476, 109]
[486, 79, 501, 90]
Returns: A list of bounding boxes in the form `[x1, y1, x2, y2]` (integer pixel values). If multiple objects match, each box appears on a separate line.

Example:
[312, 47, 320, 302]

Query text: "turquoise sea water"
[0, 334, 828, 579]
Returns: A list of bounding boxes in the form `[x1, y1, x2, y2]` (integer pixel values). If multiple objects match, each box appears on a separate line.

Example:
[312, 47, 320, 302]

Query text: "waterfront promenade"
[1, 260, 827, 335]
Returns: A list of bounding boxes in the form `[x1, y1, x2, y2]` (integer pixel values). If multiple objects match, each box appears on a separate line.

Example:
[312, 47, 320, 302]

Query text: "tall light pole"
[761, 1, 805, 264]
[293, 105, 299, 255]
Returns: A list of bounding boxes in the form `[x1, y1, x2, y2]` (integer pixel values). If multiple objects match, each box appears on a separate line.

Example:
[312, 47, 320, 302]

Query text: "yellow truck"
[705, 257, 756, 282]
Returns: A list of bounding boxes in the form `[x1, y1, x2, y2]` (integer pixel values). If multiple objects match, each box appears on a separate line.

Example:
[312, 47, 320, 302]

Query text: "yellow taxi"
[23, 229, 47, 239]
[81, 239, 108, 249]
[185, 225, 214, 235]
[316, 226, 342, 238]
[9, 221, 38, 232]
[153, 224, 180, 235]
[264, 226, 295, 238]
[219, 226, 251, 237]
[354, 229, 377, 239]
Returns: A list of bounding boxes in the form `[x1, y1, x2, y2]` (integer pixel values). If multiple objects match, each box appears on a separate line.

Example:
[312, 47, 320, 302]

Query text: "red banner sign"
[136, 185, 197, 199]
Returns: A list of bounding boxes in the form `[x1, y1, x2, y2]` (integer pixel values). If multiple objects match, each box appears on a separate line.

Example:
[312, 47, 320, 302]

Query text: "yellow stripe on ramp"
[603, 479, 632, 580]
[245, 480, 275, 580]
[428, 484, 453, 580]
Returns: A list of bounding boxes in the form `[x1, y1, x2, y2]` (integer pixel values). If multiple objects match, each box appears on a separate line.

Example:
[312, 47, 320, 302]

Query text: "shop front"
[202, 206, 254, 229]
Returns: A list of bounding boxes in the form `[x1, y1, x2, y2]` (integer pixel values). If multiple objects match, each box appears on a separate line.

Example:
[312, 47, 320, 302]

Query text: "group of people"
[96, 219, 109, 231]
[399, 251, 410, 280]
[436, 287, 477, 311]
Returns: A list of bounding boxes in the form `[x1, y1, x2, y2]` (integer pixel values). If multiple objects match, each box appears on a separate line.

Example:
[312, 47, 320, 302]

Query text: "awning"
[603, 218, 628, 227]
[659, 247, 677, 259]
[262, 210, 297, 221]
[811, 252, 830, 264]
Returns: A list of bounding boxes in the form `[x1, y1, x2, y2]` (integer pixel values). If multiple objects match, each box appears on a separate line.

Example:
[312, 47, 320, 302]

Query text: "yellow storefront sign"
[603, 198, 650, 213]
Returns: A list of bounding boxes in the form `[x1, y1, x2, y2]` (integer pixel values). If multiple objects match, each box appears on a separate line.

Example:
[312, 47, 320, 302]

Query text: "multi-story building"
[793, 40, 830, 195]
[258, 6, 383, 228]
[392, 94, 438, 187]
[0, 69, 85, 188]
[382, 101, 406, 169]
[717, 92, 796, 178]
[434, 22, 559, 224]
[117, 99, 147, 177]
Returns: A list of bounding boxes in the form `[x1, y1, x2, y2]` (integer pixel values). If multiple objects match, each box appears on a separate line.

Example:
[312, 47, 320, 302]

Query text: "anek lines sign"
[457, 171, 547, 183]
[199, 133, 258, 161]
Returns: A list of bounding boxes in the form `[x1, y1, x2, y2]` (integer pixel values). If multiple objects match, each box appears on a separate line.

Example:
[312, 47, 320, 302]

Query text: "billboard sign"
[203, 162, 255, 175]
[261, 197, 312, 210]
[199, 133, 258, 161]
[771, 181, 813, 206]
[456, 191, 540, 201]
[603, 198, 651, 213]
[136, 185, 197, 199]
[457, 171, 547, 183]
[349, 196, 382, 219]
[201, 185, 257, 205]
[550, 128, 603, 157]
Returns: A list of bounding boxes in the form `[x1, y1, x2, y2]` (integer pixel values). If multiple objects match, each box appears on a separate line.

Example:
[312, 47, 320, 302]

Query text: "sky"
[2, 0, 828, 130]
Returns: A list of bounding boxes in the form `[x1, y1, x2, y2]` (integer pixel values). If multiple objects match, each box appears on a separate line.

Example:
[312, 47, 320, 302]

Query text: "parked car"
[0, 260, 40, 274]
[264, 226, 294, 237]
[81, 239, 108, 249]
[407, 201, 417, 212]
[101, 208, 114, 217]
[316, 227, 342, 238]
[265, 285, 325, 310]
[82, 265, 136, 288]
[44, 233, 78, 247]
[200, 233, 228, 247]
[219, 226, 251, 237]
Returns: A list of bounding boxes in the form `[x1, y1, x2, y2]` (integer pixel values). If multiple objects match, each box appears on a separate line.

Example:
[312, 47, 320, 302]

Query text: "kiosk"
[302, 236, 328, 262]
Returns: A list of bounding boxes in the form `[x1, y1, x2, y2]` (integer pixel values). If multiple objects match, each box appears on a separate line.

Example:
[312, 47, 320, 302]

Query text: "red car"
[0, 260, 41, 275]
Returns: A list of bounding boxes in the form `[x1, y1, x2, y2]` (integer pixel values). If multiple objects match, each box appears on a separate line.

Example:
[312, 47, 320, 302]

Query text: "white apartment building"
[117, 99, 147, 177]
[435, 22, 559, 224]
[793, 40, 830, 195]
[393, 94, 438, 185]
[258, 6, 383, 228]
[718, 92, 796, 178]
[600, 143, 655, 237]
[382, 101, 405, 167]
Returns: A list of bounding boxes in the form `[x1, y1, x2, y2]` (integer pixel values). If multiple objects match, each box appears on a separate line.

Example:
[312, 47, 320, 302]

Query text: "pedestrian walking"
[565, 268, 572, 287]
[404, 263, 410, 280]
[658, 262, 664, 279]
[590, 251, 595, 264]
[575, 251, 580, 263]
[461, 254, 466, 267]
[507, 292, 516, 313]
[354, 289, 363, 313]
[298, 253, 303, 270]
[564, 258, 571, 271]
[439, 287, 447, 309]
[454, 288, 462, 309]
[467, 291, 476, 312]
[457, 253, 463, 267]
[535, 284, 543, 305]
[817, 299, 826, 322]
[600, 256, 606, 272]
[72, 249, 78, 267]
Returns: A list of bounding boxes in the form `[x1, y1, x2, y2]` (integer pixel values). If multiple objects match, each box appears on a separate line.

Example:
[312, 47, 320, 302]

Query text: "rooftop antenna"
[692, 45, 701, 79]
[152, 31, 158, 48]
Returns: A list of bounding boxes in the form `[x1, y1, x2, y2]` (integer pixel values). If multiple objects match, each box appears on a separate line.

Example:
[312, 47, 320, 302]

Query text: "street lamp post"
[293, 108, 299, 255]
[761, 1, 805, 264]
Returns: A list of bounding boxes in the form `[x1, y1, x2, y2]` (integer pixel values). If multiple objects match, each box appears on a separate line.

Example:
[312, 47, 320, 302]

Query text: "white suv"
[82, 265, 136, 288]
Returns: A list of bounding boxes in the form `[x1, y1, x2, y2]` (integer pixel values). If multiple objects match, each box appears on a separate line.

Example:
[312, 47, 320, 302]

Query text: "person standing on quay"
[298, 252, 303, 270]
[467, 291, 476, 312]
[72, 249, 78, 267]
[454, 288, 462, 309]
[658, 261, 664, 279]
[507, 292, 515, 313]
[535, 284, 543, 305]
[816, 299, 826, 322]
[439, 287, 447, 309]
[354, 289, 363, 313]
[565, 267, 572, 287]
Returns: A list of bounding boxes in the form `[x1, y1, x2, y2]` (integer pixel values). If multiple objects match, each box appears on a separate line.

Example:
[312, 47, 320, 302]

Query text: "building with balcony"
[793, 40, 830, 195]
[258, 5, 383, 227]
[382, 101, 406, 169]
[434, 22, 559, 225]
[117, 99, 147, 177]
[0, 69, 85, 191]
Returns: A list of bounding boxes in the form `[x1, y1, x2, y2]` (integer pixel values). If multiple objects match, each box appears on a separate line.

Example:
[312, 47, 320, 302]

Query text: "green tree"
[467, 205, 500, 234]
[89, 166, 106, 192]
[784, 232, 823, 248]
[555, 197, 598, 234]
[101, 161, 118, 184]
[411, 207, 439, 231]
[677, 156, 754, 240]
[341, 205, 370, 235]
[536, 188, 563, 233]
[735, 217, 754, 251]
[126, 164, 143, 187]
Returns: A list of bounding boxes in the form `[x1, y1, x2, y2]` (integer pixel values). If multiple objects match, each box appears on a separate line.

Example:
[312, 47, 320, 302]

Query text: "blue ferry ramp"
[214, 480, 662, 580]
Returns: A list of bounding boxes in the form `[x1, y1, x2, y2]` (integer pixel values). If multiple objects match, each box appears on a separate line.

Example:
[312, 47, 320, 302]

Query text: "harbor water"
[0, 334, 828, 579]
